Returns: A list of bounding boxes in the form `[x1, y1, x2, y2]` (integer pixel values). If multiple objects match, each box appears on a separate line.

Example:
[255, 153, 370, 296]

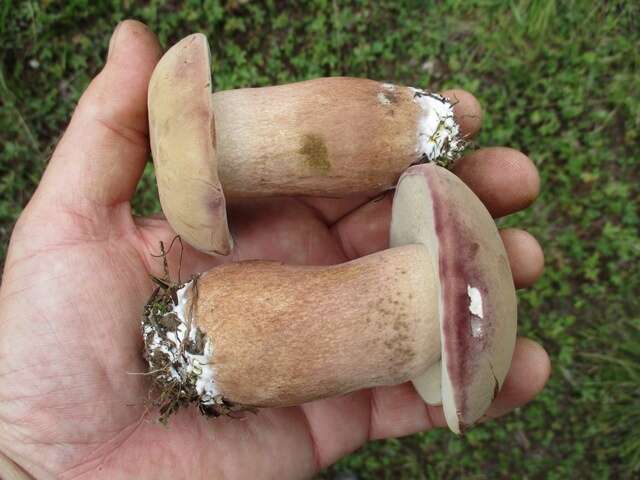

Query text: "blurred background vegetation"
[1, 0, 638, 478]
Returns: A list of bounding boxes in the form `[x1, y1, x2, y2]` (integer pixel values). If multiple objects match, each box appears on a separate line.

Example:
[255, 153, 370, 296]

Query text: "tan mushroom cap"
[148, 33, 232, 255]
[390, 164, 517, 433]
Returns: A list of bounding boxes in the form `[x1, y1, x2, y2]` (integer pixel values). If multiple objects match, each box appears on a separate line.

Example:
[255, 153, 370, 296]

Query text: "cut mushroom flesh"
[390, 164, 517, 433]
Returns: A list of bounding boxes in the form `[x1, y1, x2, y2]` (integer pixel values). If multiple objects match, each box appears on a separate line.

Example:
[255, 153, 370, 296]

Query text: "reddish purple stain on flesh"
[207, 193, 224, 213]
[426, 171, 494, 427]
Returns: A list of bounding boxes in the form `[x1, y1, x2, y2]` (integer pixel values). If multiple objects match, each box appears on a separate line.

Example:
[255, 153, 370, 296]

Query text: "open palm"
[0, 21, 549, 480]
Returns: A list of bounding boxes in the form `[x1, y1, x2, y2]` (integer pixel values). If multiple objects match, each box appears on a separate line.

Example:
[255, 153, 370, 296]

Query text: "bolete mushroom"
[148, 33, 465, 255]
[142, 164, 517, 433]
[389, 164, 517, 433]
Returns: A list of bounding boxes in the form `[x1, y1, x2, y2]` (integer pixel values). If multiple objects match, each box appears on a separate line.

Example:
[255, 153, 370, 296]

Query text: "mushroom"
[148, 33, 465, 255]
[142, 164, 517, 433]
[389, 164, 517, 433]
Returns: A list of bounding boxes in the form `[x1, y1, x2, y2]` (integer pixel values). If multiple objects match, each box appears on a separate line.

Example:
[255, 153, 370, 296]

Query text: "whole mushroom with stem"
[142, 164, 517, 434]
[148, 33, 466, 255]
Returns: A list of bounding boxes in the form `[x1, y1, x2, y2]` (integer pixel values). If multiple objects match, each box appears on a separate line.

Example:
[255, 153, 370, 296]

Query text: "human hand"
[0, 20, 549, 479]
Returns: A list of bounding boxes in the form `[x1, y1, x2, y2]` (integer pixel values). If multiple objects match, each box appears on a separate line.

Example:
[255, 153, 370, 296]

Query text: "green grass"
[1, 0, 639, 477]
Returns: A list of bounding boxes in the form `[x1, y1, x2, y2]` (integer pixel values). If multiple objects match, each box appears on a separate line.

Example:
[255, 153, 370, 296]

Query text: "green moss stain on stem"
[299, 133, 330, 174]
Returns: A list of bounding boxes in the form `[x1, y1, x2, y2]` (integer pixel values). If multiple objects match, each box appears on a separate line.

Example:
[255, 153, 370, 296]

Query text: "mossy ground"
[1, 1, 638, 478]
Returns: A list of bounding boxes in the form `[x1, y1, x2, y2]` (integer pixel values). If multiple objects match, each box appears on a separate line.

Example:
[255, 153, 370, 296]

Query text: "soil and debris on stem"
[141, 276, 247, 423]
[411, 88, 466, 169]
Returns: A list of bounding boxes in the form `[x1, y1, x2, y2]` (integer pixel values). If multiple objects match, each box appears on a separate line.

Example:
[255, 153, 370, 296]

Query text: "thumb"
[35, 20, 162, 211]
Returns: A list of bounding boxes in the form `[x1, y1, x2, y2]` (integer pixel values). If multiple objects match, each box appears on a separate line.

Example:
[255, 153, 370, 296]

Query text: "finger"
[330, 194, 393, 259]
[35, 20, 161, 210]
[441, 88, 483, 139]
[300, 390, 372, 470]
[367, 337, 550, 440]
[501, 228, 545, 288]
[452, 147, 540, 218]
[296, 195, 378, 225]
[300, 338, 548, 468]
[485, 338, 550, 418]
[332, 147, 540, 258]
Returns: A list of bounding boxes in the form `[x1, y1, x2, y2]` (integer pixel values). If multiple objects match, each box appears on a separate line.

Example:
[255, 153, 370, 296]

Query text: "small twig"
[150, 235, 184, 283]
[447, 92, 461, 107]
[126, 369, 165, 376]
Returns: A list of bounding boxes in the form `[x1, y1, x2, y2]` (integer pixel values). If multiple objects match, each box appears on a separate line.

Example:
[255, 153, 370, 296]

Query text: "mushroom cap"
[148, 33, 232, 255]
[411, 361, 442, 405]
[390, 164, 517, 433]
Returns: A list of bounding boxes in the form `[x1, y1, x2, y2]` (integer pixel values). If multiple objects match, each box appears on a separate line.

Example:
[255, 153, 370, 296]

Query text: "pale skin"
[0, 20, 550, 480]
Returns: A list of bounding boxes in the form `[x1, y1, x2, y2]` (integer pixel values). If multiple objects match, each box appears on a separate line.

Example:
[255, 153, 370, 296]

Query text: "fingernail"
[107, 21, 125, 60]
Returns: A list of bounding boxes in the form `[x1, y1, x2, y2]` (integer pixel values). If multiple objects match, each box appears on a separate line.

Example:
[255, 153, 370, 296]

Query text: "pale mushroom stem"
[210, 80, 463, 199]
[191, 244, 441, 407]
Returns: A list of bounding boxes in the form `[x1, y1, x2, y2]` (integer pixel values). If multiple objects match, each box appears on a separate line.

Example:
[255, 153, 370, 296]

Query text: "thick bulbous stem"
[212, 78, 462, 198]
[195, 244, 440, 406]
[212, 78, 418, 198]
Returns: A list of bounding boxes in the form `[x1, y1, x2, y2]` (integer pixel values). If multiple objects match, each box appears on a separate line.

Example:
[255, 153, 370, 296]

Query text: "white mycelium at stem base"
[410, 88, 465, 167]
[142, 280, 222, 417]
